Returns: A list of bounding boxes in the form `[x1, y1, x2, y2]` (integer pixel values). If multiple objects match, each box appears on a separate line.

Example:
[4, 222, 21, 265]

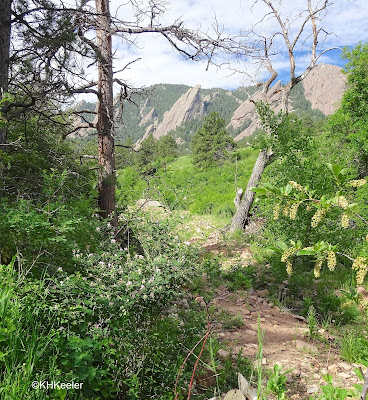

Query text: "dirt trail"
[196, 227, 361, 399]
[140, 207, 362, 398]
[208, 285, 360, 399]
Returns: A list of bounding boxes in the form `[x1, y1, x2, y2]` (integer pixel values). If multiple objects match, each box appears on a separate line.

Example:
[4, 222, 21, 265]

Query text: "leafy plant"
[307, 305, 318, 339]
[309, 374, 358, 400]
[266, 364, 291, 400]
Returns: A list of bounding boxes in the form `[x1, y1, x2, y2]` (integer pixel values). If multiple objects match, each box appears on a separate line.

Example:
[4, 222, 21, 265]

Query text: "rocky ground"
[186, 217, 362, 400]
[205, 285, 361, 399]
[140, 203, 363, 399]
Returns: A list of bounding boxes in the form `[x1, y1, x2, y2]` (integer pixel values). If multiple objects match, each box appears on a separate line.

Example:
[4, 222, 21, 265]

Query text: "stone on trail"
[294, 339, 318, 353]
[238, 373, 258, 400]
[217, 348, 231, 361]
[307, 385, 319, 394]
[223, 389, 245, 400]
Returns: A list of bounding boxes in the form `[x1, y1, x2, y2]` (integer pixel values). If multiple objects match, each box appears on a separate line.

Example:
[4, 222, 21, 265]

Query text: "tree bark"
[95, 0, 117, 225]
[361, 366, 368, 400]
[0, 0, 12, 145]
[230, 149, 272, 232]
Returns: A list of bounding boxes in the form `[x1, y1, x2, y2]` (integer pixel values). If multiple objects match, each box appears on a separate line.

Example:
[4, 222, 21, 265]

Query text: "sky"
[82, 0, 368, 97]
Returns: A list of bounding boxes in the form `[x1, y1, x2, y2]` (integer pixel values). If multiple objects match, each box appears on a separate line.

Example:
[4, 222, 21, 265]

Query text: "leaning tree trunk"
[230, 149, 272, 232]
[361, 366, 368, 400]
[95, 0, 116, 225]
[0, 0, 12, 145]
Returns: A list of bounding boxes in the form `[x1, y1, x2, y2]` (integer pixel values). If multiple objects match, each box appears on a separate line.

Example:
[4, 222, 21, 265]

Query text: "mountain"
[228, 64, 347, 141]
[71, 63, 347, 147]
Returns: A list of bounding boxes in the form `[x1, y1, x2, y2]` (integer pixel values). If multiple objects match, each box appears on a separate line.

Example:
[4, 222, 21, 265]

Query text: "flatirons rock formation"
[136, 84, 205, 147]
[70, 63, 347, 146]
[152, 84, 204, 139]
[229, 81, 283, 141]
[302, 63, 346, 115]
[228, 64, 347, 141]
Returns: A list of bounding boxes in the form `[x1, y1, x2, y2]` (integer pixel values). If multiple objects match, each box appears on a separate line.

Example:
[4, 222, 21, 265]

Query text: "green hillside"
[116, 147, 259, 218]
[73, 82, 324, 149]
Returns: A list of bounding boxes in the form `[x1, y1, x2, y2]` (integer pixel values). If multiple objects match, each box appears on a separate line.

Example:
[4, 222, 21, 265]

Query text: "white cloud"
[82, 0, 368, 97]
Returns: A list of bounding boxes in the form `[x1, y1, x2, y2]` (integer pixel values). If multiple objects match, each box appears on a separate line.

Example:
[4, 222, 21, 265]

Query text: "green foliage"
[327, 42, 368, 174]
[192, 112, 235, 169]
[339, 329, 368, 362]
[265, 364, 290, 400]
[309, 374, 358, 400]
[0, 213, 206, 399]
[217, 310, 245, 330]
[0, 115, 98, 270]
[249, 91, 368, 322]
[254, 168, 368, 283]
[307, 305, 318, 339]
[117, 147, 258, 217]
[156, 134, 178, 159]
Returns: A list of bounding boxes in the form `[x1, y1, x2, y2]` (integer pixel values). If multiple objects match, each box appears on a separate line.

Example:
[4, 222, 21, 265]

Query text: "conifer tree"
[191, 112, 234, 169]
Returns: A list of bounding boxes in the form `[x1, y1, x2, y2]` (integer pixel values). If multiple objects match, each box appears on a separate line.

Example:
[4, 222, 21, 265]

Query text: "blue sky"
[85, 0, 368, 96]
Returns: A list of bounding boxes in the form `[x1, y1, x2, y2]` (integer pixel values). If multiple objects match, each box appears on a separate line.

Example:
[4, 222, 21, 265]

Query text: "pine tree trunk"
[230, 149, 272, 232]
[95, 0, 116, 225]
[0, 0, 12, 145]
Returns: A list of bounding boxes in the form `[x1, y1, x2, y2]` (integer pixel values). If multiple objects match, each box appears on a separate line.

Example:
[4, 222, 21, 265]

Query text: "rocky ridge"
[136, 63, 346, 146]
[228, 64, 347, 141]
[302, 64, 346, 115]
[229, 81, 283, 141]
[70, 63, 347, 145]
[135, 84, 205, 148]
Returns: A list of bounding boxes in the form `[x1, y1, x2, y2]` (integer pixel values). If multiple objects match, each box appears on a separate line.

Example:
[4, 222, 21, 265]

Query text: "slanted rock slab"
[294, 340, 318, 353]
[223, 389, 245, 400]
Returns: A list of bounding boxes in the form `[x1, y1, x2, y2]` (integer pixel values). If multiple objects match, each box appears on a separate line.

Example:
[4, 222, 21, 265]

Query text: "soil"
[195, 223, 361, 399]
[207, 285, 360, 399]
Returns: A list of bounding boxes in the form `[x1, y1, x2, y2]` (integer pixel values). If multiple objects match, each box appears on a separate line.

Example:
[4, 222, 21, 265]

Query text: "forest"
[1, 0, 368, 399]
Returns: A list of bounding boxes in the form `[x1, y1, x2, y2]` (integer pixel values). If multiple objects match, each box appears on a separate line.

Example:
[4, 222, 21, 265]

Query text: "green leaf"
[276, 241, 288, 251]
[251, 188, 267, 194]
[326, 163, 335, 175]
[340, 168, 350, 176]
[285, 184, 292, 195]
[297, 248, 316, 256]
[268, 245, 281, 252]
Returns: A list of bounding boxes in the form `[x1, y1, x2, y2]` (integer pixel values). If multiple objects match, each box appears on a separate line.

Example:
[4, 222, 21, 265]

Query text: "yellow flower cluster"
[337, 196, 349, 210]
[273, 204, 281, 220]
[341, 213, 350, 229]
[289, 181, 304, 191]
[349, 179, 367, 188]
[311, 208, 326, 228]
[327, 251, 336, 271]
[289, 202, 300, 220]
[286, 260, 293, 275]
[281, 247, 297, 262]
[352, 256, 368, 285]
[283, 206, 289, 217]
[314, 258, 324, 278]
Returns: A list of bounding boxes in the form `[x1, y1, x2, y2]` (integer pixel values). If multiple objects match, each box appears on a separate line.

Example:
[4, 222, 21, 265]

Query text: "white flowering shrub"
[1, 212, 201, 399]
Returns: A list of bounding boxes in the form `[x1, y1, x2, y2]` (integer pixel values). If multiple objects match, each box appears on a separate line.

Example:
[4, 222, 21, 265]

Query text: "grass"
[117, 147, 259, 219]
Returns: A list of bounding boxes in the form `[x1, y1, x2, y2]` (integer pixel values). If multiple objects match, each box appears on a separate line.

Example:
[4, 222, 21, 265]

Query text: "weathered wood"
[0, 0, 12, 145]
[95, 0, 117, 225]
[361, 366, 368, 400]
[230, 149, 272, 232]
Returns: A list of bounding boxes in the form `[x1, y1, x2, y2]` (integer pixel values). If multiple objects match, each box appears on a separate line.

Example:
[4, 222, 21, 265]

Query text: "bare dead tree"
[59, 0, 233, 226]
[0, 0, 12, 145]
[4, 0, 237, 226]
[230, 0, 336, 232]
